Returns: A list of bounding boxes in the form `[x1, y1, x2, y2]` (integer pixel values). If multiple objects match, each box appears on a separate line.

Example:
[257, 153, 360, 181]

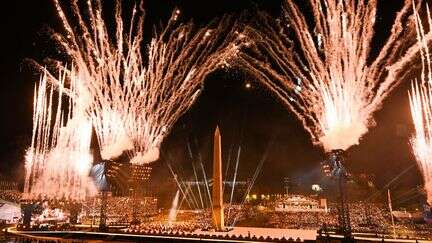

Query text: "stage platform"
[5, 226, 317, 242]
[5, 226, 431, 242]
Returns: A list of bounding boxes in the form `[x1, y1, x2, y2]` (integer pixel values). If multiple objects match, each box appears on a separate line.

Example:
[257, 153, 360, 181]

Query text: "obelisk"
[212, 125, 225, 231]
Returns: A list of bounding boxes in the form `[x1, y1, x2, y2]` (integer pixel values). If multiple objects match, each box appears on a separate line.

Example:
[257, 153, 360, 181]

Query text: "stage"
[5, 226, 432, 242]
[5, 226, 317, 242]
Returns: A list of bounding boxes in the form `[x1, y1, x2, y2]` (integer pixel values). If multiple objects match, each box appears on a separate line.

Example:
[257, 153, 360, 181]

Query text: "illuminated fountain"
[236, 0, 429, 236]
[409, 4, 432, 205]
[24, 71, 96, 200]
[35, 0, 245, 165]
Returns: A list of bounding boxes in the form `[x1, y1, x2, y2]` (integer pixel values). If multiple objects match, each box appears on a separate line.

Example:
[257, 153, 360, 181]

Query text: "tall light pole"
[324, 149, 351, 238]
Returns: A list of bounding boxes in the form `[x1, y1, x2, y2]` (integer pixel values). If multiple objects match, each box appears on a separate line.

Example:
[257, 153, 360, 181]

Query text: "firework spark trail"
[36, 0, 245, 165]
[409, 2, 432, 204]
[409, 83, 432, 203]
[238, 0, 425, 151]
[24, 72, 97, 200]
[24, 73, 55, 195]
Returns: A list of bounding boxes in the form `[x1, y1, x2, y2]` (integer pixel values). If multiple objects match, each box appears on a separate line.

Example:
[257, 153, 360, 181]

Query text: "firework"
[409, 3, 432, 204]
[238, 0, 425, 151]
[24, 71, 96, 200]
[35, 0, 243, 165]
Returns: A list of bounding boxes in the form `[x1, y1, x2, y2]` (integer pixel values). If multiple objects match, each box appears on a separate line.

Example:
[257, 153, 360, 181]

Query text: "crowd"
[120, 204, 249, 233]
[119, 202, 398, 235]
[269, 211, 337, 229]
[262, 202, 432, 239]
[348, 202, 390, 232]
[0, 190, 21, 203]
[266, 203, 391, 231]
[129, 221, 209, 233]
[7, 191, 432, 241]
[80, 196, 158, 225]
[126, 209, 212, 233]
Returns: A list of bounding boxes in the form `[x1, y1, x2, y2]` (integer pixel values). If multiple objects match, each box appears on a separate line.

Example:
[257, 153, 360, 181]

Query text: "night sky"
[0, 0, 422, 204]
